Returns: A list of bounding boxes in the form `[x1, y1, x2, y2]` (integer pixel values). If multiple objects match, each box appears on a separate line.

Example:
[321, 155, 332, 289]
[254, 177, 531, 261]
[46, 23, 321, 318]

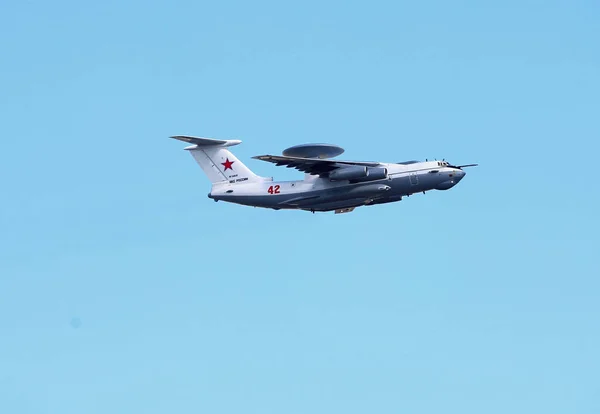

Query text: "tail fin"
[171, 136, 261, 184]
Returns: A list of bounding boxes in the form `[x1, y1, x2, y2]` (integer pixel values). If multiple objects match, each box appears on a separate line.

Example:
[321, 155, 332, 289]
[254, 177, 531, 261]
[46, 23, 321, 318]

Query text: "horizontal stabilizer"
[170, 135, 242, 148]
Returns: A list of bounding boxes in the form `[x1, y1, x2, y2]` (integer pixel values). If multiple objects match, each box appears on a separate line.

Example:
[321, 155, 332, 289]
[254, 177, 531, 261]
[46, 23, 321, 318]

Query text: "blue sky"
[1, 0, 599, 412]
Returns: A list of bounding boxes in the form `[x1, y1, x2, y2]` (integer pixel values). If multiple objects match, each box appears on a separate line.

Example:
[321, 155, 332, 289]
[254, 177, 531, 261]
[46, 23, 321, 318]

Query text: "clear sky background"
[1, 0, 599, 413]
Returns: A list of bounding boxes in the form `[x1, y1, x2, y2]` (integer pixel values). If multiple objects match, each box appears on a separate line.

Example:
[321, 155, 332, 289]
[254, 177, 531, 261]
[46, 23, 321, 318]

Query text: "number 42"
[267, 185, 280, 194]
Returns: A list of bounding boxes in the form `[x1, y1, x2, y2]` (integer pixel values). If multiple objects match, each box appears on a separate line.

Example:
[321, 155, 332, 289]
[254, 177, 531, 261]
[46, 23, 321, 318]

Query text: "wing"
[252, 154, 382, 176]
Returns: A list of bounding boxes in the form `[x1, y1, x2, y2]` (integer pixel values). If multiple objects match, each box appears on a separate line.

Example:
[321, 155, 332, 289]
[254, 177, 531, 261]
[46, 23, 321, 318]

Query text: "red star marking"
[221, 158, 234, 171]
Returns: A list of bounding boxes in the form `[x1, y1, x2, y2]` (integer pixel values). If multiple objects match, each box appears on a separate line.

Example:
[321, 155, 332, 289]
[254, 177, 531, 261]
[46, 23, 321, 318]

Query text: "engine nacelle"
[360, 167, 388, 182]
[329, 166, 389, 182]
[350, 167, 388, 183]
[329, 166, 368, 181]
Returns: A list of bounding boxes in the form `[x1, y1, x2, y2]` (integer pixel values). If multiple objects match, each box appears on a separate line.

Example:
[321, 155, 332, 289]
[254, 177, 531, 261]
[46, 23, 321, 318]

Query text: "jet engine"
[357, 167, 388, 182]
[329, 166, 388, 182]
[329, 166, 368, 181]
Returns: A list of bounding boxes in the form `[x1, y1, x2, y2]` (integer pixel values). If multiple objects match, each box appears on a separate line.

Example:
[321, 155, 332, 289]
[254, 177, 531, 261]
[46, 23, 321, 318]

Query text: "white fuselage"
[208, 161, 466, 212]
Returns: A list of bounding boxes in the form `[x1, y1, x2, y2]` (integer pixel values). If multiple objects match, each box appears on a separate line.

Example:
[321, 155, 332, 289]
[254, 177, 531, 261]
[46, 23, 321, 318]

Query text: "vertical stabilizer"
[171, 136, 261, 184]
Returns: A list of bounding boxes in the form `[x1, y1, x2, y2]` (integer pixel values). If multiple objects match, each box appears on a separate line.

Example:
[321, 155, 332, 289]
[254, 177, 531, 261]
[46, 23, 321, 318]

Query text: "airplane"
[170, 135, 477, 214]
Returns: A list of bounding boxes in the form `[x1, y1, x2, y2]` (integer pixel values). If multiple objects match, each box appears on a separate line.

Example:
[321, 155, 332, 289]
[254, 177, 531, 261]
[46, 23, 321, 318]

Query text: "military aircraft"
[170, 135, 477, 214]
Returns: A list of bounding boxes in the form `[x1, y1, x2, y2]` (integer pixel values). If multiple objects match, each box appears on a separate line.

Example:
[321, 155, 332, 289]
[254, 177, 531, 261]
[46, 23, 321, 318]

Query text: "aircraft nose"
[454, 168, 466, 181]
[435, 168, 466, 190]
